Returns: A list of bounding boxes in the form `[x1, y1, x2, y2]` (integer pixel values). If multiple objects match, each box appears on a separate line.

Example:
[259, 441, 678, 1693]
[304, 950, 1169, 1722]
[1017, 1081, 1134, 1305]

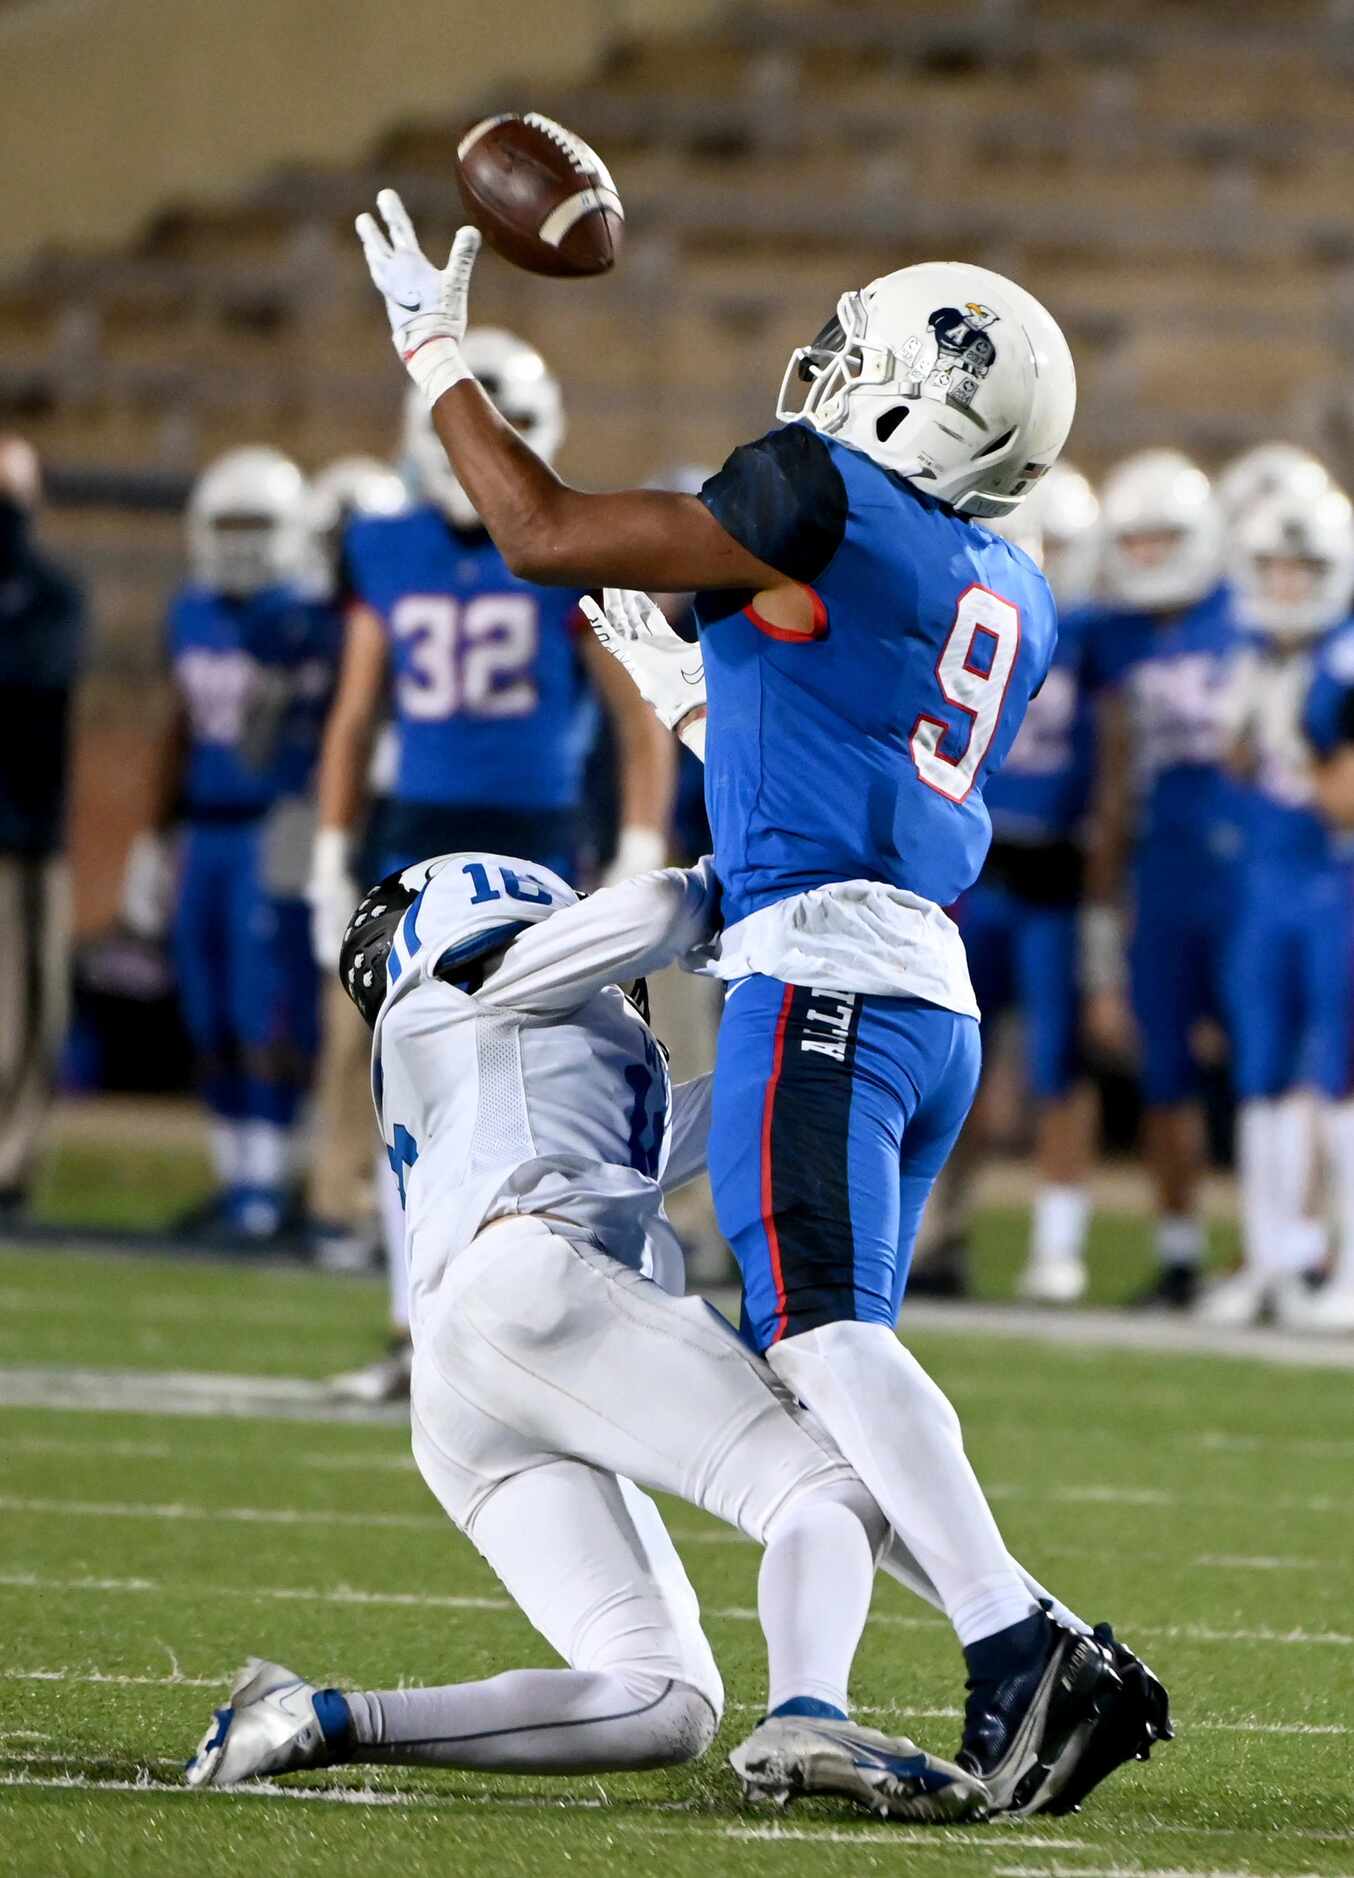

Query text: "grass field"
[2, 1237, 1351, 1878]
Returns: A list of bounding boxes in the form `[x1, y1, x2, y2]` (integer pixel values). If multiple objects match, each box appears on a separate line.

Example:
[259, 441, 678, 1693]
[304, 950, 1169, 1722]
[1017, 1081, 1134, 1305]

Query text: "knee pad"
[647, 1679, 720, 1766]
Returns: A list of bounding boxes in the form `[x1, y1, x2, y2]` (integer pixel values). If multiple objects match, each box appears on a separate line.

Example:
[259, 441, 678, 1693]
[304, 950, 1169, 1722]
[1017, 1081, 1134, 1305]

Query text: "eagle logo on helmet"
[926, 304, 999, 411]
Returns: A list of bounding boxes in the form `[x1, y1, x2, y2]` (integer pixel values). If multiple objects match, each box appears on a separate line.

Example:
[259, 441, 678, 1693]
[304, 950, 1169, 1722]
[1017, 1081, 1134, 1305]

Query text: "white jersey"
[370, 853, 716, 1332]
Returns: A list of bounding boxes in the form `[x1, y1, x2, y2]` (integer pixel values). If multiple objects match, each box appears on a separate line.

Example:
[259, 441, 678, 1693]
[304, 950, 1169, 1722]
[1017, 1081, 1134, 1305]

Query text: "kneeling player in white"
[185, 852, 987, 1820]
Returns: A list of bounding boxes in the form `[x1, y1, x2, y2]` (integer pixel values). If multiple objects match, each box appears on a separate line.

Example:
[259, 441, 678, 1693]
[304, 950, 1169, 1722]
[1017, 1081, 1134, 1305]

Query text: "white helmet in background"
[1099, 448, 1223, 613]
[1019, 460, 1101, 608]
[306, 455, 409, 598]
[1216, 441, 1330, 527]
[777, 261, 1076, 520]
[187, 446, 309, 596]
[405, 328, 564, 528]
[1233, 484, 1354, 645]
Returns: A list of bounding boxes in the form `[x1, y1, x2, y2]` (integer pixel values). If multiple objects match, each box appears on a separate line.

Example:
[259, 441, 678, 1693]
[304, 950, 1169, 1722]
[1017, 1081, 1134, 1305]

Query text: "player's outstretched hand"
[356, 189, 480, 403]
[580, 589, 706, 733]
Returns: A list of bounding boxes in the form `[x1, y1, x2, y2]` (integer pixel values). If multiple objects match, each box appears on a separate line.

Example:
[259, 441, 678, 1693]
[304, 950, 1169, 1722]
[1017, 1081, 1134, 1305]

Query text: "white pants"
[410, 1216, 865, 1713]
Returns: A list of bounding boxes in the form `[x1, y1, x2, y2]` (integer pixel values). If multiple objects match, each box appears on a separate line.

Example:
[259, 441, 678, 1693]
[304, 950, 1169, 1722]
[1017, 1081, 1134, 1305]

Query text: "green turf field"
[1, 1241, 1350, 1878]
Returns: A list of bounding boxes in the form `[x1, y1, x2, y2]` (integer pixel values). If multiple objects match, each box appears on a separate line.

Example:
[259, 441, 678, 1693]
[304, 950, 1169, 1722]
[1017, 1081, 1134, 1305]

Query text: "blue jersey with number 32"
[695, 424, 1059, 924]
[344, 507, 593, 811]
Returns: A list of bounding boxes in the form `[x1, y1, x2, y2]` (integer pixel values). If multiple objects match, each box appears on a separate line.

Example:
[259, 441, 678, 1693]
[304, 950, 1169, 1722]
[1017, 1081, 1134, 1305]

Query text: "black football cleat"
[1040, 1624, 1173, 1816]
[1128, 1261, 1200, 1312]
[957, 1612, 1122, 1817]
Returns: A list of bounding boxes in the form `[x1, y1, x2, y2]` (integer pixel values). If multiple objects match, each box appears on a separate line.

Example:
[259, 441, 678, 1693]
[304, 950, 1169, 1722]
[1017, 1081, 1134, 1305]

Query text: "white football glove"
[307, 828, 359, 972]
[600, 825, 669, 888]
[120, 831, 175, 940]
[355, 189, 481, 407]
[580, 590, 708, 760]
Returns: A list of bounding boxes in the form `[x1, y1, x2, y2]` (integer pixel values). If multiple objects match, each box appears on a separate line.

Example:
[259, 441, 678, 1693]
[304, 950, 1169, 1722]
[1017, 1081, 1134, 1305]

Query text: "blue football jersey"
[344, 506, 594, 812]
[694, 424, 1059, 925]
[167, 584, 340, 816]
[1082, 586, 1246, 852]
[1304, 617, 1354, 759]
[985, 604, 1098, 845]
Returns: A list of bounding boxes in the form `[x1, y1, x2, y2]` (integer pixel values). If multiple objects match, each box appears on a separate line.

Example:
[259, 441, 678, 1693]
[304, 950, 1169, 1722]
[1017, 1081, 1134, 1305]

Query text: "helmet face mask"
[1099, 449, 1222, 613]
[777, 264, 1076, 521]
[1234, 486, 1354, 644]
[405, 328, 564, 529]
[188, 447, 309, 597]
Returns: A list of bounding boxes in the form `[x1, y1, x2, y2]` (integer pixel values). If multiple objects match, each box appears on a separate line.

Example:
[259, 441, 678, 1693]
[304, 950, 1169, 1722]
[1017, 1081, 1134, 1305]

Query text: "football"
[454, 111, 624, 278]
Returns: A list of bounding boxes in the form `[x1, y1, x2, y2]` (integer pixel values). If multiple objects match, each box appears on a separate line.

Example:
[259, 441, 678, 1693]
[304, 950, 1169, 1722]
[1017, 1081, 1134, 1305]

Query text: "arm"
[354, 193, 804, 602]
[121, 683, 188, 938]
[661, 1073, 713, 1192]
[580, 629, 675, 881]
[308, 603, 388, 966]
[1080, 688, 1135, 1049]
[476, 860, 718, 1018]
[1312, 747, 1354, 829]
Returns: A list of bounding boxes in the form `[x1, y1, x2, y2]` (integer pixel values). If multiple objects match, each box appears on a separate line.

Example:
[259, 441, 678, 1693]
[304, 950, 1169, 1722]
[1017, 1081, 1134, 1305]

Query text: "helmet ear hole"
[875, 406, 909, 444]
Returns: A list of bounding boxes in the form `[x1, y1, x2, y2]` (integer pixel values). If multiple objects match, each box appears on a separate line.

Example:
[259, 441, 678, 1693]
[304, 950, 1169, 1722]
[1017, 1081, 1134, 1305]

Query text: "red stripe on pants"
[760, 984, 796, 1344]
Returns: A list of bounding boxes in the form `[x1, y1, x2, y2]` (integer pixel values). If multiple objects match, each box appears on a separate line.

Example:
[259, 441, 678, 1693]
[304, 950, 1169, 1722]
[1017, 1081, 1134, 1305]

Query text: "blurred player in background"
[1216, 482, 1354, 1329]
[919, 463, 1103, 1302]
[309, 336, 674, 1396]
[1303, 600, 1354, 1330]
[1081, 450, 1241, 1309]
[122, 447, 340, 1240]
[299, 455, 409, 1267]
[0, 437, 85, 1224]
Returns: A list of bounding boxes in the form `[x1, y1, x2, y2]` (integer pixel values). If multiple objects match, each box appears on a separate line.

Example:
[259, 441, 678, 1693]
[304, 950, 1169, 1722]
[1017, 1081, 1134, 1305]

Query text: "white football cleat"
[1194, 1270, 1269, 1328]
[185, 1658, 349, 1788]
[1017, 1256, 1087, 1305]
[1272, 1276, 1354, 1335]
[729, 1713, 990, 1823]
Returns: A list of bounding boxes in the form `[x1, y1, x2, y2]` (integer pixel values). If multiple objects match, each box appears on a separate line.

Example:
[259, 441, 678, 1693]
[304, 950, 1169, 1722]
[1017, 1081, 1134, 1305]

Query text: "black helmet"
[339, 866, 421, 1030]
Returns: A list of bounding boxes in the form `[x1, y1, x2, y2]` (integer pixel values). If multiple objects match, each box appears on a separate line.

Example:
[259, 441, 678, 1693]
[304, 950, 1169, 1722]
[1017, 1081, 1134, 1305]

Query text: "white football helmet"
[1233, 484, 1354, 644]
[1099, 448, 1223, 613]
[1216, 441, 1331, 527]
[777, 261, 1076, 519]
[405, 328, 564, 529]
[187, 446, 310, 596]
[306, 456, 409, 597]
[1019, 461, 1101, 608]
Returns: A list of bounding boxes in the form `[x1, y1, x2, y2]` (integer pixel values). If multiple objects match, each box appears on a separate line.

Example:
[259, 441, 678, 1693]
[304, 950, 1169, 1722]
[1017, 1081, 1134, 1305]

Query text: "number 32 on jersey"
[392, 593, 538, 721]
[910, 584, 1021, 803]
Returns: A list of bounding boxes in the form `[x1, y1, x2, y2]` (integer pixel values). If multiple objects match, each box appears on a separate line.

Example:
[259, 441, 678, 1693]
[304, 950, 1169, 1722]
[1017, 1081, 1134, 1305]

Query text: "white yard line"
[0, 1494, 443, 1532]
[0, 1365, 406, 1427]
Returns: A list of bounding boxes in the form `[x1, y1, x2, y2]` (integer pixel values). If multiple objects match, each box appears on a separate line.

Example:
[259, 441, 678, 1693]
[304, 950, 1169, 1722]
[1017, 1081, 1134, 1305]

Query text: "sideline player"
[1304, 605, 1354, 1330]
[350, 192, 1169, 1811]
[122, 447, 339, 1239]
[1079, 450, 1241, 1309]
[308, 349, 674, 1394]
[919, 464, 1103, 1302]
[185, 853, 988, 1821]
[1215, 488, 1354, 1330]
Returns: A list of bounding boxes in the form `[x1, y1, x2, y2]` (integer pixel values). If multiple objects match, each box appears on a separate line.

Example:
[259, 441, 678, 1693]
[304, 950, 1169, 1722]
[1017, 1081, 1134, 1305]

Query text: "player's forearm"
[477, 860, 718, 1016]
[144, 701, 189, 832]
[314, 712, 374, 836]
[1313, 749, 1354, 828]
[430, 382, 775, 591]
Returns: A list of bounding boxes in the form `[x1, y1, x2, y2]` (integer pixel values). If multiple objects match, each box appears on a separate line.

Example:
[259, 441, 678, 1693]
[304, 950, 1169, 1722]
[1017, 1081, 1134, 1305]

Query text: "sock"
[1274, 1092, 1321, 1274]
[769, 1696, 848, 1722]
[233, 1120, 292, 1236]
[759, 1492, 877, 1716]
[1322, 1100, 1354, 1284]
[1156, 1213, 1203, 1269]
[1031, 1184, 1090, 1266]
[1236, 1099, 1279, 1274]
[379, 1162, 410, 1332]
[768, 1321, 1036, 1648]
[311, 1688, 355, 1753]
[962, 1609, 1050, 1687]
[345, 1669, 713, 1771]
[882, 1529, 1091, 1637]
[208, 1120, 245, 1192]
